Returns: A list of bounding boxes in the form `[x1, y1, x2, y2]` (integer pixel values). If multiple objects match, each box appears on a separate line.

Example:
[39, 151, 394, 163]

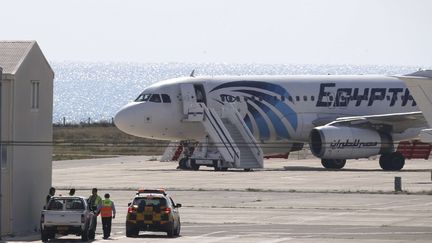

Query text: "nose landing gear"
[177, 158, 200, 170]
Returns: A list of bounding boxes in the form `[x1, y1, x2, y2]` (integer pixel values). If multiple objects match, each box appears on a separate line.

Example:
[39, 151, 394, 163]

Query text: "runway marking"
[197, 236, 239, 243]
[260, 238, 295, 243]
[294, 211, 352, 224]
[190, 231, 227, 238]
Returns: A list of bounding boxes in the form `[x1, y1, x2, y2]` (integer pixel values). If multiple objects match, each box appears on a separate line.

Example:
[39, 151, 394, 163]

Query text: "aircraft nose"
[114, 103, 140, 135]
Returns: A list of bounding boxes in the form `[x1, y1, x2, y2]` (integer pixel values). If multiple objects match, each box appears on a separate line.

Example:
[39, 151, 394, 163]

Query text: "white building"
[0, 41, 54, 235]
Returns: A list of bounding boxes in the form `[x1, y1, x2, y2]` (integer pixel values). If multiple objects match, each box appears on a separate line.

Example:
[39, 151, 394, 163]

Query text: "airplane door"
[180, 84, 197, 115]
[193, 84, 206, 105]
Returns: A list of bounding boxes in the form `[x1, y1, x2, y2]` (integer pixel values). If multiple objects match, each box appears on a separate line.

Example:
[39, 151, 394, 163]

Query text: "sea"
[52, 62, 420, 124]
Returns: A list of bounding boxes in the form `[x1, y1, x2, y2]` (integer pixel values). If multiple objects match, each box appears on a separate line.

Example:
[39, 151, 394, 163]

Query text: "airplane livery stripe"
[235, 89, 298, 130]
[247, 103, 270, 140]
[210, 81, 290, 97]
[248, 99, 290, 139]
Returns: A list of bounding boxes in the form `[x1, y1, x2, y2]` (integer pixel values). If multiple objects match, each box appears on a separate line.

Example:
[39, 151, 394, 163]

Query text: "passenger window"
[288, 96, 293, 102]
[161, 94, 171, 103]
[303, 96, 307, 101]
[296, 96, 300, 101]
[311, 96, 315, 101]
[149, 94, 162, 103]
[280, 96, 285, 101]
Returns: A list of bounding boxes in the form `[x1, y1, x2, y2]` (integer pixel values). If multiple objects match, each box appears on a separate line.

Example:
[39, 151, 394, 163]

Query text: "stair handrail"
[222, 103, 263, 167]
[201, 103, 240, 164]
[160, 141, 182, 162]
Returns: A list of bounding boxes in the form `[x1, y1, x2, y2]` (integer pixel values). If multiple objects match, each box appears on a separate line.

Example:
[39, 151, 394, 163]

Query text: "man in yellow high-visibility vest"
[101, 193, 116, 239]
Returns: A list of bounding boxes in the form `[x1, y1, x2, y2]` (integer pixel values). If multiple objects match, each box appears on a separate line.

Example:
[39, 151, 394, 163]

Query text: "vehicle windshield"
[133, 197, 167, 207]
[47, 198, 85, 210]
[135, 93, 152, 102]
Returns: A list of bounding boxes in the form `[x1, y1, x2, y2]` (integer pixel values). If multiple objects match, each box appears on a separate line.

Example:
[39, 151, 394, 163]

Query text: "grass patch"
[53, 124, 168, 160]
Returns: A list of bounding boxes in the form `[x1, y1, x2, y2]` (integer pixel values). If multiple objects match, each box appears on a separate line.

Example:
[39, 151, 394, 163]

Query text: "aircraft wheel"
[213, 160, 221, 171]
[332, 159, 346, 169]
[380, 152, 405, 171]
[321, 159, 346, 169]
[190, 159, 200, 171]
[178, 158, 188, 170]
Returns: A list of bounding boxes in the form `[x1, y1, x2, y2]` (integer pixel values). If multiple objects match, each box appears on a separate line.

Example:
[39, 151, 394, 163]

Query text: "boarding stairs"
[160, 141, 184, 162]
[184, 102, 263, 169]
[220, 103, 263, 168]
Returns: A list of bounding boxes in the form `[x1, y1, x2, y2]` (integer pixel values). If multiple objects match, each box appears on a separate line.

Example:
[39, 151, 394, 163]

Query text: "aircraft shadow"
[282, 166, 430, 172]
[130, 167, 429, 173]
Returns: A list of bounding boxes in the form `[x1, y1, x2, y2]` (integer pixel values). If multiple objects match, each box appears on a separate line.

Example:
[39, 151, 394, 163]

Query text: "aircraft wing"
[394, 70, 432, 127]
[325, 111, 427, 133]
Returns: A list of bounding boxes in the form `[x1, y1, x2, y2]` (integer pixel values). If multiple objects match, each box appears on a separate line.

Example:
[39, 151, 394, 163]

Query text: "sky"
[2, 0, 432, 66]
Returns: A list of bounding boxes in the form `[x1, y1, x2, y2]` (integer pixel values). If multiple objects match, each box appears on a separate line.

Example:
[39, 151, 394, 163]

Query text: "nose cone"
[114, 103, 141, 136]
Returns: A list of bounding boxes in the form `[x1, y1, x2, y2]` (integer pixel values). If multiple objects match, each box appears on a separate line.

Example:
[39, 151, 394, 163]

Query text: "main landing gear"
[321, 159, 346, 169]
[379, 152, 405, 171]
[177, 158, 200, 170]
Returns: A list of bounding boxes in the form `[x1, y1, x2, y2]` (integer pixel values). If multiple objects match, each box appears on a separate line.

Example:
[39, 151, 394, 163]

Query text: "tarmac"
[7, 156, 432, 242]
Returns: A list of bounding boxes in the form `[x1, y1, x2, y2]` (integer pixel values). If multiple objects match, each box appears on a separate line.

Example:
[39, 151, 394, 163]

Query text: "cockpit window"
[161, 94, 171, 103]
[149, 94, 162, 103]
[135, 93, 151, 102]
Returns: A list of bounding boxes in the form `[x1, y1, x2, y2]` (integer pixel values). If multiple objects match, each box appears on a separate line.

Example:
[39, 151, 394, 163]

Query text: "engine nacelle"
[309, 126, 393, 159]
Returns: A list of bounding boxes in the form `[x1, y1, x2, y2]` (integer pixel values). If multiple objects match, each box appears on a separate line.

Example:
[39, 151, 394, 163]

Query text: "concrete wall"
[1, 78, 13, 235]
[6, 43, 53, 234]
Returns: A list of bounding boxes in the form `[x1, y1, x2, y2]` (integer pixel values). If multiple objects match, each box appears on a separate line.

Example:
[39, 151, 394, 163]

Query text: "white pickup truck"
[40, 196, 97, 242]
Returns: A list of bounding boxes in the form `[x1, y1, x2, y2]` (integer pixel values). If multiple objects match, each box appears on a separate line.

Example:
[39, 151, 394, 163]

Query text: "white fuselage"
[115, 75, 419, 147]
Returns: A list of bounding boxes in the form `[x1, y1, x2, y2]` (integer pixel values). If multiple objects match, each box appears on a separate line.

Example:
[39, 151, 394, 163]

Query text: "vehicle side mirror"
[128, 202, 131, 207]
[176, 203, 182, 208]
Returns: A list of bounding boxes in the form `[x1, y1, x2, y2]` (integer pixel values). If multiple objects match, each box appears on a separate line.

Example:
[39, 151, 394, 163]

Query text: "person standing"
[88, 188, 102, 228]
[69, 188, 75, 196]
[46, 187, 56, 204]
[100, 193, 116, 239]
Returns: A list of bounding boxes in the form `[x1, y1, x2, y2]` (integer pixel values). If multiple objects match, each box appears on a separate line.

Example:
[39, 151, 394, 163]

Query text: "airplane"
[114, 72, 429, 171]
[397, 70, 432, 142]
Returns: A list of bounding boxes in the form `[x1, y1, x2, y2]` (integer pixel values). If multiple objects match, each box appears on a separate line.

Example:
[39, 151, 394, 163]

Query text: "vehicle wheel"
[174, 221, 181, 236]
[81, 228, 89, 241]
[213, 160, 221, 171]
[41, 230, 49, 242]
[87, 224, 96, 240]
[190, 159, 200, 171]
[126, 224, 138, 237]
[244, 168, 252, 172]
[167, 223, 175, 238]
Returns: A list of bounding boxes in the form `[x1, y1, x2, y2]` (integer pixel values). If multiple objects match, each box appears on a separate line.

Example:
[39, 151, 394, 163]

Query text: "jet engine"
[309, 126, 393, 159]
